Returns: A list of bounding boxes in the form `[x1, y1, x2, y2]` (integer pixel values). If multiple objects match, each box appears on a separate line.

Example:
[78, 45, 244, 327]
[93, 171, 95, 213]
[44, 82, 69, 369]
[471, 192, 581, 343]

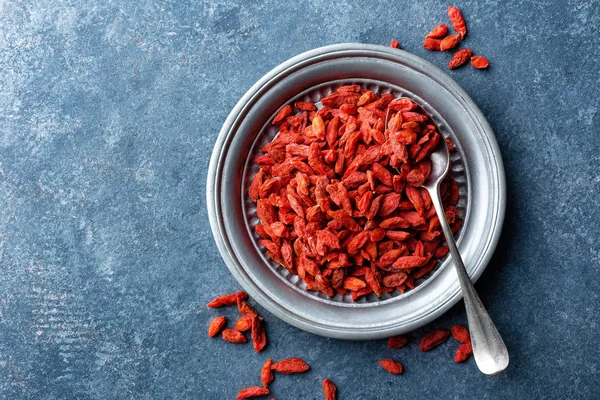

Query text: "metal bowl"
[207, 43, 505, 340]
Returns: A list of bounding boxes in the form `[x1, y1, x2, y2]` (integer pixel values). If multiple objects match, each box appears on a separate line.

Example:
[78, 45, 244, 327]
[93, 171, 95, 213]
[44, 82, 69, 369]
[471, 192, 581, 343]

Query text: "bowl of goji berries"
[207, 43, 505, 340]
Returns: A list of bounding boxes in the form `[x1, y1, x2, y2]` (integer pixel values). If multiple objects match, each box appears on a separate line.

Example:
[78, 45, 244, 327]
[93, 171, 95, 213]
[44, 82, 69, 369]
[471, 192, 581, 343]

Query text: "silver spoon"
[385, 109, 509, 375]
[423, 136, 509, 375]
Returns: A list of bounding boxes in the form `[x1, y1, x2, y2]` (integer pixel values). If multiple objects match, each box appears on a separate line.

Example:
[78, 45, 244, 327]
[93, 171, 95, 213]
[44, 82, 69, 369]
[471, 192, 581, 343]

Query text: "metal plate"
[207, 44, 506, 340]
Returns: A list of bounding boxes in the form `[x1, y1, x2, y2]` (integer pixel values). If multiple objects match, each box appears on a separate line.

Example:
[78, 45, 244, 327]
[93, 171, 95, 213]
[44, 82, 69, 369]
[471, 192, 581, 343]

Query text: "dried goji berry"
[426, 24, 448, 38]
[207, 291, 248, 308]
[261, 358, 274, 388]
[388, 98, 417, 112]
[272, 105, 292, 125]
[222, 328, 246, 344]
[389, 39, 401, 49]
[387, 335, 409, 349]
[250, 87, 462, 300]
[439, 34, 459, 51]
[449, 49, 473, 70]
[235, 316, 253, 332]
[343, 276, 366, 291]
[271, 358, 310, 374]
[448, 6, 467, 39]
[208, 316, 226, 337]
[294, 101, 317, 112]
[323, 378, 337, 400]
[419, 329, 450, 351]
[251, 315, 267, 352]
[471, 55, 489, 69]
[236, 386, 270, 399]
[454, 341, 473, 362]
[452, 325, 470, 343]
[382, 272, 408, 287]
[379, 359, 403, 374]
[423, 37, 442, 51]
[238, 298, 261, 320]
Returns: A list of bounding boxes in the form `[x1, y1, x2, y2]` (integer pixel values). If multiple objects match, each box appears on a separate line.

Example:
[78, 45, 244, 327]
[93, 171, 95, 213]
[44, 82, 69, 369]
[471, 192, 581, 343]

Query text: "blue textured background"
[0, 0, 598, 399]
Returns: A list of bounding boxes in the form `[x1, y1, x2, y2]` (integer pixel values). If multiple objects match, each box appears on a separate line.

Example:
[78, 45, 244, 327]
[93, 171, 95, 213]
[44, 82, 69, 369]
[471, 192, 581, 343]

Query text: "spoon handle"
[429, 187, 509, 375]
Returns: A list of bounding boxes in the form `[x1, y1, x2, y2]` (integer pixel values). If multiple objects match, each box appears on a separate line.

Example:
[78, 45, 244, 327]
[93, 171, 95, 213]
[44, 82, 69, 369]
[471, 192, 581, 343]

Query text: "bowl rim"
[207, 43, 506, 339]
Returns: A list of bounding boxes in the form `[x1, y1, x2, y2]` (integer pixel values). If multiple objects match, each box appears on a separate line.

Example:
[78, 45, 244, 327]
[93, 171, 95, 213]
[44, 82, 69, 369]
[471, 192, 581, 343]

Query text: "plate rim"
[207, 43, 506, 339]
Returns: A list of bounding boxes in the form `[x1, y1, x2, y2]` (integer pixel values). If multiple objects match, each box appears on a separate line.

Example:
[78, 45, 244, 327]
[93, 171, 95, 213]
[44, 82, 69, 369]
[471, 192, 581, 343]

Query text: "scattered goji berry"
[426, 24, 448, 38]
[452, 325, 470, 343]
[387, 335, 409, 349]
[471, 55, 489, 69]
[208, 316, 226, 337]
[251, 315, 267, 352]
[271, 358, 310, 374]
[454, 341, 473, 362]
[235, 316, 253, 332]
[449, 49, 473, 69]
[207, 291, 248, 308]
[390, 39, 401, 49]
[439, 34, 459, 51]
[238, 298, 261, 320]
[423, 37, 442, 51]
[323, 378, 337, 400]
[222, 328, 246, 344]
[448, 6, 467, 39]
[261, 358, 274, 388]
[419, 329, 450, 351]
[379, 359, 404, 374]
[236, 386, 270, 399]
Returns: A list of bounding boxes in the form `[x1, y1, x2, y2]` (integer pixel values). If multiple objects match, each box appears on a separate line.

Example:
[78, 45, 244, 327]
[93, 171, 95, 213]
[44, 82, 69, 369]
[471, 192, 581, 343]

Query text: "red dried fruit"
[250, 89, 462, 300]
[402, 112, 428, 123]
[222, 328, 246, 344]
[387, 335, 409, 349]
[413, 259, 436, 279]
[452, 325, 470, 343]
[261, 358, 274, 388]
[392, 255, 427, 270]
[272, 105, 292, 125]
[426, 24, 448, 38]
[439, 34, 459, 51]
[312, 115, 326, 139]
[271, 358, 310, 374]
[235, 316, 253, 332]
[382, 272, 408, 287]
[449, 49, 473, 70]
[343, 276, 367, 291]
[388, 98, 417, 112]
[434, 245, 449, 258]
[294, 101, 317, 111]
[379, 359, 404, 374]
[419, 329, 450, 351]
[471, 55, 489, 69]
[385, 230, 412, 241]
[207, 291, 248, 308]
[389, 39, 401, 49]
[323, 378, 337, 400]
[347, 231, 369, 255]
[338, 84, 362, 93]
[448, 6, 467, 39]
[423, 37, 442, 51]
[251, 315, 267, 352]
[454, 341, 473, 362]
[208, 316, 226, 337]
[237, 386, 270, 399]
[238, 298, 261, 320]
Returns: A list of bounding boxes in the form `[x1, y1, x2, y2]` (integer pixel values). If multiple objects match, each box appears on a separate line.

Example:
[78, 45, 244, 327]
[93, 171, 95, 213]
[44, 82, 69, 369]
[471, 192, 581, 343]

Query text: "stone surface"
[0, 0, 598, 399]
